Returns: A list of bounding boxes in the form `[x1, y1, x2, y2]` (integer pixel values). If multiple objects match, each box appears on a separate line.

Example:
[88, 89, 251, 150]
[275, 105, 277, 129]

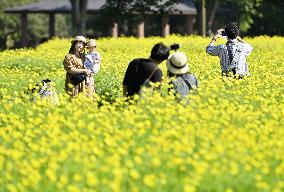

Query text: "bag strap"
[226, 42, 234, 63]
[180, 75, 192, 90]
[146, 67, 158, 82]
[226, 41, 241, 70]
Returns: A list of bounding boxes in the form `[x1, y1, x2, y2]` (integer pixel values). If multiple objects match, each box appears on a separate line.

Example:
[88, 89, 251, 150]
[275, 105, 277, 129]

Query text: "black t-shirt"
[123, 58, 163, 96]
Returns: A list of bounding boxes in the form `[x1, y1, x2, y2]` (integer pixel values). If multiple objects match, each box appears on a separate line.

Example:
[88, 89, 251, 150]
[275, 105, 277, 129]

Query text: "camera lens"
[170, 43, 180, 51]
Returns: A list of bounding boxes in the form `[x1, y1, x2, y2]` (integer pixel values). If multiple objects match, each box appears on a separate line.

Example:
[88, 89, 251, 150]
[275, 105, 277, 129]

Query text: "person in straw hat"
[63, 36, 94, 97]
[166, 51, 198, 99]
[84, 39, 101, 87]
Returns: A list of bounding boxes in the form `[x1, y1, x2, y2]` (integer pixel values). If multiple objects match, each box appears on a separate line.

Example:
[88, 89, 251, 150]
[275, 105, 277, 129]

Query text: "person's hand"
[213, 29, 223, 40]
[84, 69, 92, 76]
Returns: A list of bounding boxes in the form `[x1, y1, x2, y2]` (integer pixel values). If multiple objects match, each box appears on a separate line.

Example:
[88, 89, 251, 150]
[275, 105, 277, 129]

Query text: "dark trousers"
[222, 68, 243, 79]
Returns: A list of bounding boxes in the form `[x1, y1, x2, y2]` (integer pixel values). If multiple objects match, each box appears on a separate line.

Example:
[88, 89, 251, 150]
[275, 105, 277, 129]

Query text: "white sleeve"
[92, 62, 100, 74]
[95, 52, 101, 65]
[92, 52, 101, 74]
[243, 43, 253, 56]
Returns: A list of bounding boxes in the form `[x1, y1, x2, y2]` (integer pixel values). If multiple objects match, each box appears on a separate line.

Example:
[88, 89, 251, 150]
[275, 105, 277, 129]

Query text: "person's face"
[88, 46, 96, 52]
[75, 41, 85, 52]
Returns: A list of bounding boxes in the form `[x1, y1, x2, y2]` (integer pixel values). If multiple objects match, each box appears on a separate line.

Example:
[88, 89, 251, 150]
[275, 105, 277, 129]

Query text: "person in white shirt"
[206, 22, 253, 78]
[84, 39, 101, 86]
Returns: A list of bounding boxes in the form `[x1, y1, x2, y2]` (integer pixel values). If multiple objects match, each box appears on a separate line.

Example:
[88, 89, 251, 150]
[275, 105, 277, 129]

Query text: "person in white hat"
[63, 35, 94, 97]
[166, 51, 198, 99]
[84, 39, 101, 86]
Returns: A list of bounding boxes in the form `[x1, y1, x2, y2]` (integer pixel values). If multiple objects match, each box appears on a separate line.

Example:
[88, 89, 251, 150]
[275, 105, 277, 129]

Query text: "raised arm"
[206, 29, 223, 56]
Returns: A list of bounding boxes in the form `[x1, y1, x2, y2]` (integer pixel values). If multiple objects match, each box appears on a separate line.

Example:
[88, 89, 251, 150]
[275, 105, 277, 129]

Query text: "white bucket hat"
[86, 39, 97, 47]
[72, 36, 86, 44]
[166, 51, 189, 75]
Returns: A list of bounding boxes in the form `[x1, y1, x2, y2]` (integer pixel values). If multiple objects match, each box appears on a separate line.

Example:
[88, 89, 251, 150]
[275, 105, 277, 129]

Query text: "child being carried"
[84, 39, 101, 86]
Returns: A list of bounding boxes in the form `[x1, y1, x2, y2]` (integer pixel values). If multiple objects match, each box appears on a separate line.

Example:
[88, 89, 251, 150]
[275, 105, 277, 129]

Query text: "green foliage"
[101, 0, 181, 24]
[224, 0, 263, 31]
[192, 0, 264, 33]
[0, 0, 36, 47]
[247, 0, 284, 36]
[0, 0, 71, 48]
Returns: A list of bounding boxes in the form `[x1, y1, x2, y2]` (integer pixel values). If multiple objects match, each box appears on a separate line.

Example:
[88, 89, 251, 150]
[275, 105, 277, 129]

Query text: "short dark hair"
[225, 22, 239, 39]
[150, 42, 170, 63]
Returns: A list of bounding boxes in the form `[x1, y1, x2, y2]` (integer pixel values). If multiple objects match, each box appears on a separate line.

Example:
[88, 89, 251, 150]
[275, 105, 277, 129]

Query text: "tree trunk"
[122, 19, 128, 35]
[111, 22, 118, 38]
[70, 0, 88, 35]
[70, 0, 79, 35]
[194, 0, 202, 35]
[185, 15, 194, 35]
[161, 16, 170, 37]
[20, 13, 28, 47]
[80, 0, 88, 35]
[207, 0, 219, 35]
[137, 21, 144, 38]
[49, 13, 55, 38]
[201, 0, 206, 37]
[0, 37, 7, 50]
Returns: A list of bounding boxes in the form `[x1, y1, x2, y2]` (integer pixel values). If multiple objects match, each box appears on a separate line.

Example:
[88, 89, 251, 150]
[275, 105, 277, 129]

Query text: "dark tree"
[247, 0, 284, 36]
[193, 0, 263, 35]
[70, 0, 88, 35]
[101, 0, 182, 25]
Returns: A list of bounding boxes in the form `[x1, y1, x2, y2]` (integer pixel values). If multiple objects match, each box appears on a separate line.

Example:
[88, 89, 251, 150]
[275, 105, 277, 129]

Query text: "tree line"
[0, 0, 283, 49]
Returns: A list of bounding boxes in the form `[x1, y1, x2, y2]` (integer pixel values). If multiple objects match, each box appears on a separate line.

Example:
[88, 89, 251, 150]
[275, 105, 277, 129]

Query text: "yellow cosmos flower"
[0, 36, 283, 192]
[143, 174, 156, 188]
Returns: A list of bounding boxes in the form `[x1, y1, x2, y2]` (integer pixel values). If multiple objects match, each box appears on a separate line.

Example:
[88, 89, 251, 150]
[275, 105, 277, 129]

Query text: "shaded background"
[0, 0, 283, 49]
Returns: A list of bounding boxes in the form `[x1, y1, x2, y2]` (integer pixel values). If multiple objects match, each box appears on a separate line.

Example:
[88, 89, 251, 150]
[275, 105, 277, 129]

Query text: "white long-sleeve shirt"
[206, 39, 253, 76]
[84, 51, 101, 74]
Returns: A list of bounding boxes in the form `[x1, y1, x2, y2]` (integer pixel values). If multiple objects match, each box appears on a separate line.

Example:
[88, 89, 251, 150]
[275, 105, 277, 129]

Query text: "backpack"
[171, 74, 198, 100]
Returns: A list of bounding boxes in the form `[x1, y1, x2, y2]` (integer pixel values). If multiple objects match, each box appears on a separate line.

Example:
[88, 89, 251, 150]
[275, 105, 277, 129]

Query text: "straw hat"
[86, 39, 97, 47]
[166, 51, 189, 75]
[72, 36, 86, 44]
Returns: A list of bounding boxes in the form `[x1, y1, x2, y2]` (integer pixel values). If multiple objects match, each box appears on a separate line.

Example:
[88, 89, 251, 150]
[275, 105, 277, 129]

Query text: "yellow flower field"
[0, 36, 283, 192]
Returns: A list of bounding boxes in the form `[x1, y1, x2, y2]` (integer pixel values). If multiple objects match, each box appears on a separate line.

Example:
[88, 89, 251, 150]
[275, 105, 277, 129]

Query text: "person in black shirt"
[123, 42, 170, 97]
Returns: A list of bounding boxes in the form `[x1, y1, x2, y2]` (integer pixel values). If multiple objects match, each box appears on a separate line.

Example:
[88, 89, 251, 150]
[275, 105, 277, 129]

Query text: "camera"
[170, 43, 180, 51]
[221, 31, 227, 36]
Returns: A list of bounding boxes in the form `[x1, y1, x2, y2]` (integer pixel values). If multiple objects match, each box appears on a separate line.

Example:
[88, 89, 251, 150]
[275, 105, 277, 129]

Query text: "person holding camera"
[63, 36, 93, 97]
[206, 22, 253, 77]
[123, 42, 173, 97]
